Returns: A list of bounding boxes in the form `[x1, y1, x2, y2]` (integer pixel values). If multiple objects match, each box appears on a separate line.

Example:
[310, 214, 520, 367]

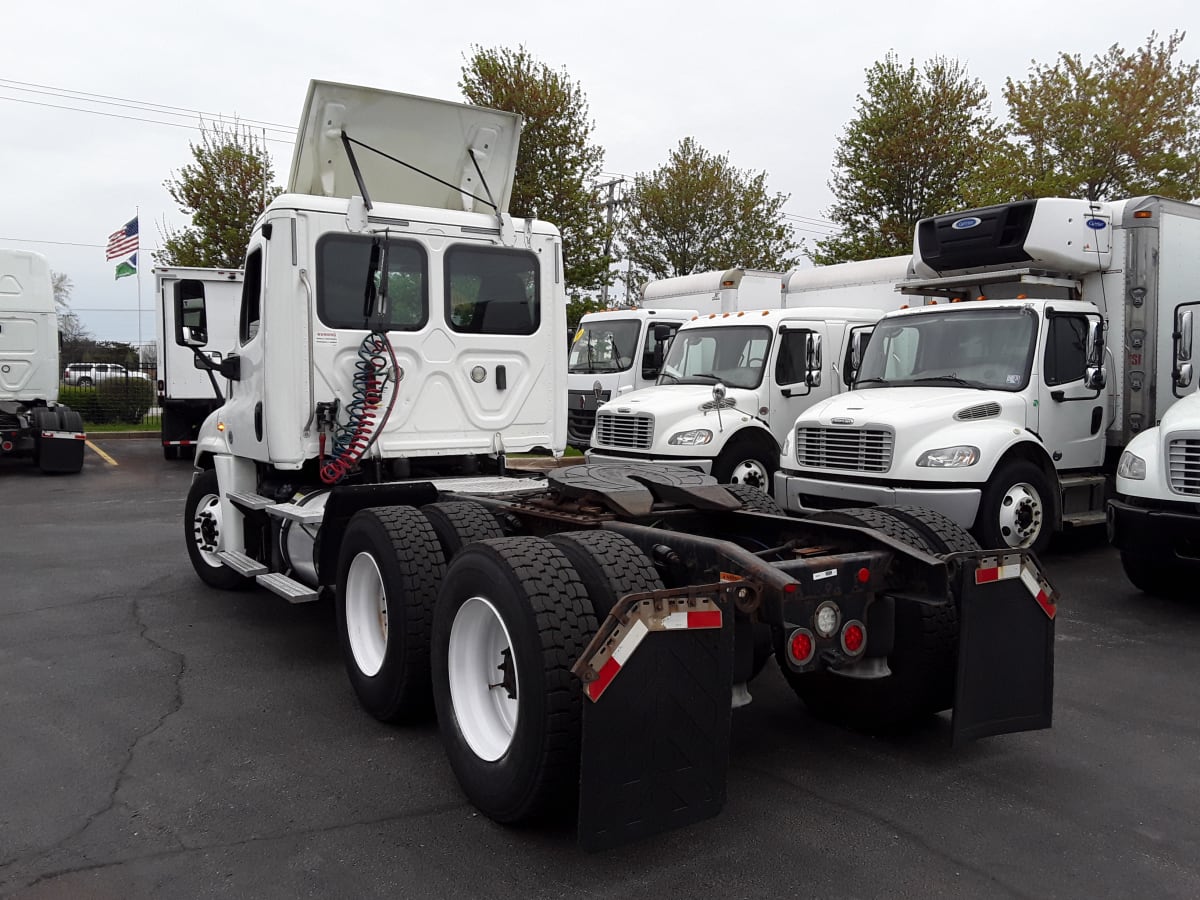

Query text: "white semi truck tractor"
[180, 81, 1061, 849]
[0, 248, 86, 473]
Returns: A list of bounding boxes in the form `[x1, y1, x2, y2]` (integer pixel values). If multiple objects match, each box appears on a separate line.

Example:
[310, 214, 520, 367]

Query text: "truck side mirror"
[1086, 318, 1105, 368]
[1176, 309, 1193, 362]
[1177, 362, 1194, 390]
[653, 323, 672, 342]
[1084, 365, 1107, 391]
[175, 282, 209, 347]
[846, 330, 870, 385]
[805, 332, 823, 388]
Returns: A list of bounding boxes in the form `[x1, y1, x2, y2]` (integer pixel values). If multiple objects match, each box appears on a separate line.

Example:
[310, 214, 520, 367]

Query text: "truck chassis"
[186, 459, 1056, 849]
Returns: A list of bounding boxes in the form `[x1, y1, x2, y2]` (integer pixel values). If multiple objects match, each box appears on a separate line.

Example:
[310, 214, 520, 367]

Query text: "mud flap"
[573, 589, 736, 851]
[37, 431, 86, 473]
[950, 551, 1056, 745]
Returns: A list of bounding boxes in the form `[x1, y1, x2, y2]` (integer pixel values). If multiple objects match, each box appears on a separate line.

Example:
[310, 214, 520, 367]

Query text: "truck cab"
[585, 307, 884, 492]
[566, 308, 692, 450]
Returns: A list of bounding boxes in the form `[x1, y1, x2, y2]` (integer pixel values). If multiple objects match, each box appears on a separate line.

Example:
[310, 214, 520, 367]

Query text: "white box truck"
[640, 267, 785, 314]
[178, 80, 1059, 849]
[775, 195, 1200, 557]
[784, 255, 913, 307]
[566, 307, 694, 450]
[154, 266, 244, 459]
[0, 248, 85, 473]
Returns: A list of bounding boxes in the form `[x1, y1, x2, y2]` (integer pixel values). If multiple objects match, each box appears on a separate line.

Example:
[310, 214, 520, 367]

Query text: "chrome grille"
[595, 412, 654, 450]
[1168, 437, 1200, 495]
[795, 426, 894, 472]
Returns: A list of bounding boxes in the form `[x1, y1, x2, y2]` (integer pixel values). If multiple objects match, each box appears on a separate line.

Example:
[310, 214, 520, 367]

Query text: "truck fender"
[977, 436, 1061, 530]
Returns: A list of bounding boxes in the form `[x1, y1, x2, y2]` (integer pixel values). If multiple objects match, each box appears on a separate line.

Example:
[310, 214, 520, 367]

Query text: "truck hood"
[799, 387, 1026, 429]
[288, 80, 522, 214]
[598, 384, 763, 422]
[1160, 390, 1200, 433]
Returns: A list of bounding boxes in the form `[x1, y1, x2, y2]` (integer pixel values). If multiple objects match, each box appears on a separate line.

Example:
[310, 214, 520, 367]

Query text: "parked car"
[63, 362, 149, 387]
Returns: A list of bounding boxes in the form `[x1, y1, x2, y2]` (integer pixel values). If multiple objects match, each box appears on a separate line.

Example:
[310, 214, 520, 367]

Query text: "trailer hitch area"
[571, 580, 747, 851]
[548, 462, 741, 517]
[945, 550, 1058, 745]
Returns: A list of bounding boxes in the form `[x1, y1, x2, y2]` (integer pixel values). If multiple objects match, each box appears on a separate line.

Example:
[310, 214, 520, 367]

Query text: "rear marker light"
[788, 628, 815, 665]
[856, 567, 870, 584]
[841, 620, 866, 655]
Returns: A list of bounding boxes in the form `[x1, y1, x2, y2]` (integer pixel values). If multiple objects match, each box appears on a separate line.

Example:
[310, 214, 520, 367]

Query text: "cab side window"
[1044, 315, 1088, 386]
[239, 248, 263, 345]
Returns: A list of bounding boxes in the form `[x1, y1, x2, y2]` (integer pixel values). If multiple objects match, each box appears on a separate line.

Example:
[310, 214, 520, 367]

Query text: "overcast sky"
[2, 0, 1193, 343]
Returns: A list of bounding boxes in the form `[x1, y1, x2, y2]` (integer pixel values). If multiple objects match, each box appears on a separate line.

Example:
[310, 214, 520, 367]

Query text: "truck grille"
[1167, 437, 1200, 495]
[795, 426, 894, 472]
[595, 412, 653, 450]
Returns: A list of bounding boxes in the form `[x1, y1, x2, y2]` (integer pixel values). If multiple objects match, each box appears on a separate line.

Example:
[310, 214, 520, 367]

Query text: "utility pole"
[596, 178, 624, 307]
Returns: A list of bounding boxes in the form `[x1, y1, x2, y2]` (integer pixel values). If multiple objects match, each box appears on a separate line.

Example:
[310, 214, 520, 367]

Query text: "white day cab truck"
[154, 266, 244, 460]
[0, 249, 86, 473]
[583, 257, 914, 492]
[565, 269, 784, 449]
[775, 196, 1200, 573]
[180, 80, 1060, 849]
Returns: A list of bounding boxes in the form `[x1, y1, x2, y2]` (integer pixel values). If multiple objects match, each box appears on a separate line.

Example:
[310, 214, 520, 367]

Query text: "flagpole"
[136, 205, 142, 353]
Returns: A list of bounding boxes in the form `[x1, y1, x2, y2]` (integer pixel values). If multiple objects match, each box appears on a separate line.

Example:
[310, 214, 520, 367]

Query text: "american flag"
[105, 216, 139, 260]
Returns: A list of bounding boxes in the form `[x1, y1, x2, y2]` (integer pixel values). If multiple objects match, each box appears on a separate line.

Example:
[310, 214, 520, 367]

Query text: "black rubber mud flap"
[38, 432, 86, 473]
[950, 550, 1056, 745]
[574, 590, 735, 851]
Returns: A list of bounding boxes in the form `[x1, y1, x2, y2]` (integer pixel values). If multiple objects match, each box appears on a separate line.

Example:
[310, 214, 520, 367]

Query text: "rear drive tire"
[549, 530, 664, 621]
[184, 469, 254, 591]
[336, 506, 446, 722]
[779, 507, 958, 731]
[422, 501, 504, 557]
[432, 537, 595, 823]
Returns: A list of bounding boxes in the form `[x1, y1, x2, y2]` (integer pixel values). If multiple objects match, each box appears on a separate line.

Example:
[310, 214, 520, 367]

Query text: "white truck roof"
[680, 306, 887, 329]
[783, 256, 912, 294]
[288, 80, 523, 215]
[0, 249, 54, 314]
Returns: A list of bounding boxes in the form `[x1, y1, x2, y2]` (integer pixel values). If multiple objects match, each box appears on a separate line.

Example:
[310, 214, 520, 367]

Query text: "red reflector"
[687, 610, 722, 629]
[843, 622, 865, 653]
[784, 582, 798, 594]
[789, 630, 813, 663]
[856, 567, 870, 584]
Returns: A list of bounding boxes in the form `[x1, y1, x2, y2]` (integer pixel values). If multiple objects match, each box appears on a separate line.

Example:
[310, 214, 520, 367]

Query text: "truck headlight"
[1117, 450, 1146, 479]
[669, 429, 713, 446]
[916, 445, 979, 467]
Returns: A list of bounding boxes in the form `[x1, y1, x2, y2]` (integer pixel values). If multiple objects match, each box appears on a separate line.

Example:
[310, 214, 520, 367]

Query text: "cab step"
[218, 550, 268, 576]
[256, 572, 319, 603]
[1062, 510, 1107, 528]
[264, 501, 325, 525]
[227, 490, 273, 511]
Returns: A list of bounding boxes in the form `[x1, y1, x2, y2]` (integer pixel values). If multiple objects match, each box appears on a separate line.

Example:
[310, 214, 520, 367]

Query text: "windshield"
[569, 319, 642, 374]
[659, 325, 772, 389]
[857, 307, 1038, 391]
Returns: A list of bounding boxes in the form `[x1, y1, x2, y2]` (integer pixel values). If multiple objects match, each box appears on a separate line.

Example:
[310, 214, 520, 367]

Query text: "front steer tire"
[432, 537, 596, 824]
[336, 506, 446, 723]
[184, 469, 254, 591]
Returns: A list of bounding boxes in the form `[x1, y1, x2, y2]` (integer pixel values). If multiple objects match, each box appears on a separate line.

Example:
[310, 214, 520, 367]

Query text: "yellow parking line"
[86, 441, 119, 466]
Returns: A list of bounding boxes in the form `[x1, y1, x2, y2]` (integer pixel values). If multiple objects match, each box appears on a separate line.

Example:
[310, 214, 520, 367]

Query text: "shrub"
[58, 385, 101, 422]
[95, 377, 156, 424]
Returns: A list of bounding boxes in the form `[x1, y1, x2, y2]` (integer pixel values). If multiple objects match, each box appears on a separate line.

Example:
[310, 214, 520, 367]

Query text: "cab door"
[1037, 312, 1105, 469]
[769, 322, 840, 446]
[219, 244, 269, 462]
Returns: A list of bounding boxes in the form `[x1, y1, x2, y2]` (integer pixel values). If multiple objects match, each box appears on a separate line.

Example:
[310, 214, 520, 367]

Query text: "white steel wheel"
[192, 492, 224, 568]
[344, 551, 390, 678]
[728, 457, 772, 491]
[996, 481, 1044, 548]
[447, 595, 520, 762]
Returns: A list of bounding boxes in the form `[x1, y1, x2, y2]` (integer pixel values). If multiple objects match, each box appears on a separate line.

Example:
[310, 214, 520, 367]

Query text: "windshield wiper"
[912, 374, 977, 387]
[855, 377, 889, 386]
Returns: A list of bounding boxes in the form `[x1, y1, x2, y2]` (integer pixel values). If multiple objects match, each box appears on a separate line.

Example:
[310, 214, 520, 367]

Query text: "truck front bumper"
[585, 449, 714, 475]
[1107, 497, 1200, 563]
[774, 470, 982, 528]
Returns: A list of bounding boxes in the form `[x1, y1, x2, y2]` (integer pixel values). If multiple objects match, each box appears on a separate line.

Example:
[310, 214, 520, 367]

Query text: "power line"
[0, 236, 106, 249]
[0, 95, 296, 145]
[0, 77, 294, 133]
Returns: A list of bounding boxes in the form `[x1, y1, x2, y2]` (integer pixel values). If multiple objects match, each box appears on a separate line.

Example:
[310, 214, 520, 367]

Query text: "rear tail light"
[787, 628, 816, 666]
[841, 620, 866, 656]
[814, 601, 840, 637]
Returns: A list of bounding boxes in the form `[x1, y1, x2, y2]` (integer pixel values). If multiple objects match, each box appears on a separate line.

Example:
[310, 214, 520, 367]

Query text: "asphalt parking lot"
[2, 440, 1198, 898]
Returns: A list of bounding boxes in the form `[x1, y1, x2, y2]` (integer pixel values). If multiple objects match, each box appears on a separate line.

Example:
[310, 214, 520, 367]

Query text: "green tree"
[460, 45, 612, 291]
[812, 54, 1012, 265]
[158, 120, 282, 268]
[566, 294, 607, 337]
[1004, 31, 1200, 201]
[622, 137, 798, 279]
